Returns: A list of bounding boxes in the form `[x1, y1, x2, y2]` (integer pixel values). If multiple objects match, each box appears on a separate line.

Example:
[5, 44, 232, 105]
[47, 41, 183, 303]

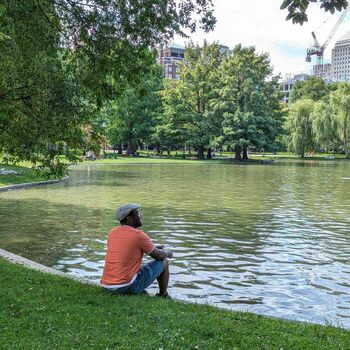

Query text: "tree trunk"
[117, 144, 123, 154]
[344, 122, 349, 158]
[207, 147, 212, 159]
[242, 147, 248, 160]
[344, 139, 349, 158]
[234, 146, 241, 161]
[197, 146, 205, 159]
[127, 137, 135, 156]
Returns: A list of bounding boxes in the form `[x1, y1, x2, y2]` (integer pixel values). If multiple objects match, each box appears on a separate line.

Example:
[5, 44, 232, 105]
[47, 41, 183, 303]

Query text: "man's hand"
[149, 246, 173, 261]
[164, 249, 173, 259]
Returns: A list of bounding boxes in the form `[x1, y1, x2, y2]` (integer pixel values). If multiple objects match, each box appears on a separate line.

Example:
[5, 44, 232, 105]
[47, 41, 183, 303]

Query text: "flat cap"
[116, 203, 140, 222]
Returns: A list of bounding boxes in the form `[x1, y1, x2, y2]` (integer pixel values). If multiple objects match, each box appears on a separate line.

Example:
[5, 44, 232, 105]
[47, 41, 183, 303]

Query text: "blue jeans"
[105, 260, 165, 295]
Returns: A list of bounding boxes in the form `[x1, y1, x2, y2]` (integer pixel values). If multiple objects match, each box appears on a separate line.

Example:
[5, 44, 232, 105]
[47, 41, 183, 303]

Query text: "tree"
[330, 83, 350, 158]
[0, 1, 93, 176]
[219, 45, 283, 160]
[289, 76, 328, 103]
[280, 0, 348, 25]
[6, 0, 215, 102]
[161, 42, 224, 159]
[0, 0, 216, 174]
[106, 65, 163, 156]
[285, 99, 315, 157]
[312, 101, 340, 153]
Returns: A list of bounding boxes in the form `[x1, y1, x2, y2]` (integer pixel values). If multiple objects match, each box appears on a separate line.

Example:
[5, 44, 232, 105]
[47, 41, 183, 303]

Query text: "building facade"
[158, 43, 185, 79]
[279, 73, 310, 103]
[331, 30, 350, 82]
[312, 63, 332, 80]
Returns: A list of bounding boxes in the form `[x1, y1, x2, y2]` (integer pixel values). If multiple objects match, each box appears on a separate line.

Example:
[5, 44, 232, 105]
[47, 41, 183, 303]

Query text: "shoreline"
[0, 248, 97, 286]
[0, 176, 69, 192]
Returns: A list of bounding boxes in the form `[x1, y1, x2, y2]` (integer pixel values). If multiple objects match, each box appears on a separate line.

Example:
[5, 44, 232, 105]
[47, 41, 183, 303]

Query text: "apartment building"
[331, 30, 350, 81]
[158, 42, 185, 79]
[279, 73, 310, 103]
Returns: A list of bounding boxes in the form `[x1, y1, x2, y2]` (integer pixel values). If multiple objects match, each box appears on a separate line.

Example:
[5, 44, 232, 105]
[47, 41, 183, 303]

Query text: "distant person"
[101, 203, 173, 298]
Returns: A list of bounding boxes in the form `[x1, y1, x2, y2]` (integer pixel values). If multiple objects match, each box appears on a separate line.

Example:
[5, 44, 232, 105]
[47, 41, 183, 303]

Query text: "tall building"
[158, 42, 185, 79]
[331, 30, 350, 81]
[312, 63, 332, 80]
[158, 42, 232, 80]
[279, 73, 310, 103]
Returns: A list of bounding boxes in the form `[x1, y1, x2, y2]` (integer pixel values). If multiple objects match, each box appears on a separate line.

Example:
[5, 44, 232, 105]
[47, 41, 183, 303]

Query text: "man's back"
[101, 225, 154, 285]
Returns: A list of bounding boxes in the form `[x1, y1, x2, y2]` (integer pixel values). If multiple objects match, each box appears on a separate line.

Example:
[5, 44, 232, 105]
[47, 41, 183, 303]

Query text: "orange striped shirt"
[101, 225, 155, 285]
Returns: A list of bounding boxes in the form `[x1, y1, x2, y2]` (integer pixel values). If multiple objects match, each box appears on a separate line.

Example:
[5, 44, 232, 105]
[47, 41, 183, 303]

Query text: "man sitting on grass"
[101, 203, 173, 298]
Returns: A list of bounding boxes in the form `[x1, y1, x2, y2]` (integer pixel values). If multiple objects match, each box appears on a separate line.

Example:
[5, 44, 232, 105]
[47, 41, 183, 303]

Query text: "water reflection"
[1, 161, 350, 327]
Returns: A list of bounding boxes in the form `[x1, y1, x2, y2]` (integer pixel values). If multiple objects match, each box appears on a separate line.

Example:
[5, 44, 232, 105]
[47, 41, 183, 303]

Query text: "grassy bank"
[1, 259, 349, 350]
[2, 153, 348, 188]
[0, 164, 47, 188]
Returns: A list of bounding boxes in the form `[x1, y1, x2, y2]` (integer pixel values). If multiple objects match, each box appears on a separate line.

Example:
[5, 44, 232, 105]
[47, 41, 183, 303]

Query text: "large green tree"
[0, 1, 92, 176]
[289, 76, 328, 103]
[219, 45, 283, 160]
[285, 99, 315, 158]
[330, 83, 350, 158]
[0, 0, 216, 174]
[312, 101, 339, 153]
[161, 42, 224, 159]
[50, 0, 216, 100]
[106, 65, 163, 156]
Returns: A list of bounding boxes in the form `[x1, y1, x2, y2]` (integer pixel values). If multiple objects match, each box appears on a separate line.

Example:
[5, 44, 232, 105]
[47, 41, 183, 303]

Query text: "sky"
[174, 0, 350, 78]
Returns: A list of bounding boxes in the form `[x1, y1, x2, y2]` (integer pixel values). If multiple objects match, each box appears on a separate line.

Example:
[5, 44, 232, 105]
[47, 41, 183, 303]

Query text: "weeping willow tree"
[312, 101, 339, 154]
[329, 83, 350, 158]
[285, 99, 315, 158]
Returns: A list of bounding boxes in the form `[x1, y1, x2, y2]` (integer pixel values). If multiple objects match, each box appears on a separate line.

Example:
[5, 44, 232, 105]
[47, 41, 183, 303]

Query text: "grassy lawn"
[0, 164, 47, 188]
[0, 259, 349, 350]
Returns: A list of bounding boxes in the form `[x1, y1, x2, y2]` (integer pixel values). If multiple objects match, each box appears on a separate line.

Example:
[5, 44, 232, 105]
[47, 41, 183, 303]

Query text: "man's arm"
[149, 246, 173, 261]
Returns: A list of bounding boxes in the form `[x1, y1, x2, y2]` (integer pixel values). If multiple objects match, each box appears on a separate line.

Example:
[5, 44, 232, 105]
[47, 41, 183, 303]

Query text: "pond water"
[1, 161, 350, 327]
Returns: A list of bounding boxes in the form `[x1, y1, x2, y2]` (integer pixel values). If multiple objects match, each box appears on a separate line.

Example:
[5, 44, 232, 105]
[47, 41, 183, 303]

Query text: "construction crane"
[306, 6, 350, 77]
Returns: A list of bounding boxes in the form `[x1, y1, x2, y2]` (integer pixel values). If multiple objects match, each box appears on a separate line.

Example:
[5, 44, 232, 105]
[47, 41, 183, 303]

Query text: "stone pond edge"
[0, 176, 69, 192]
[0, 248, 98, 286]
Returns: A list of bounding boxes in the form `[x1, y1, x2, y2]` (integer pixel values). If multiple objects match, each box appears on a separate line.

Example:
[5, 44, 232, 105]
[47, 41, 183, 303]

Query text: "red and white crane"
[306, 6, 350, 77]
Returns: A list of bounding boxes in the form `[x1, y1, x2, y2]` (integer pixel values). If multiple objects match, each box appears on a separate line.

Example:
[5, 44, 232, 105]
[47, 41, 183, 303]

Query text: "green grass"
[0, 164, 47, 188]
[0, 259, 349, 350]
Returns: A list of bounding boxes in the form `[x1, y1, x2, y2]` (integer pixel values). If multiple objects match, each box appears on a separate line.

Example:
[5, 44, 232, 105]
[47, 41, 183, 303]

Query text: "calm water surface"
[1, 161, 350, 327]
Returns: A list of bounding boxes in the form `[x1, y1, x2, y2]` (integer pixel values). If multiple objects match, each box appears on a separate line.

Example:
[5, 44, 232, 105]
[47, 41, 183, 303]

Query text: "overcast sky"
[174, 0, 350, 78]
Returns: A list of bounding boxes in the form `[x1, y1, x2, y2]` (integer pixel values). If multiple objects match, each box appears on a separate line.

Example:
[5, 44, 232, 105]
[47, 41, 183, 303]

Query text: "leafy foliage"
[0, 1, 92, 177]
[329, 83, 350, 158]
[161, 42, 224, 159]
[219, 45, 284, 159]
[289, 76, 329, 103]
[312, 101, 339, 152]
[280, 0, 348, 24]
[0, 0, 216, 175]
[285, 99, 315, 157]
[106, 65, 163, 156]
